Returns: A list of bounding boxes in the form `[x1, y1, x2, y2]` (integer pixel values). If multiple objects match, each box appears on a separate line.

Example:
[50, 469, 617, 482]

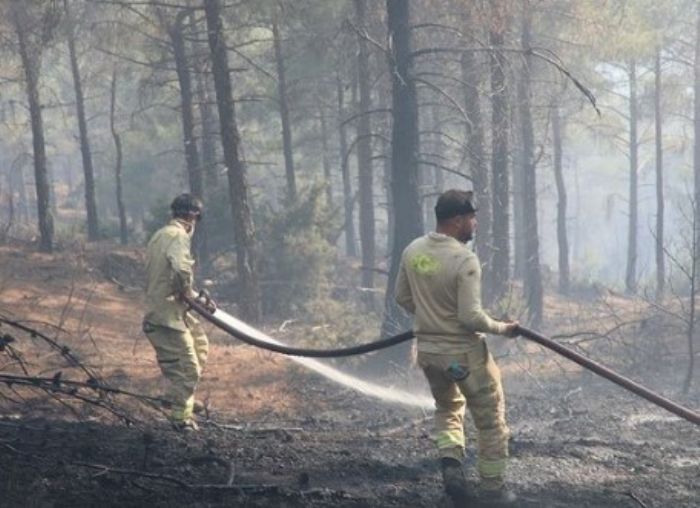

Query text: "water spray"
[186, 297, 700, 426]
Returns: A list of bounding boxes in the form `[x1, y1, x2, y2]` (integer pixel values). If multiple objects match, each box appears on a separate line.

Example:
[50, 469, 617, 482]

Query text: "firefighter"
[142, 193, 214, 431]
[395, 189, 519, 505]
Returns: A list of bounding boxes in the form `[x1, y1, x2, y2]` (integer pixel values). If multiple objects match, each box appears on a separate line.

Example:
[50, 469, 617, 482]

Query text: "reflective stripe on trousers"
[418, 342, 509, 480]
[144, 316, 209, 422]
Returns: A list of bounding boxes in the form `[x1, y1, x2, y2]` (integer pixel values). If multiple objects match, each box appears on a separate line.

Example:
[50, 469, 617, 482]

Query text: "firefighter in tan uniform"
[143, 194, 213, 431]
[395, 190, 519, 505]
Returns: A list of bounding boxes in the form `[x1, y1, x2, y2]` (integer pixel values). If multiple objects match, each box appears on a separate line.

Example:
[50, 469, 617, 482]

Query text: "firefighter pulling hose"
[185, 295, 700, 427]
[148, 191, 698, 505]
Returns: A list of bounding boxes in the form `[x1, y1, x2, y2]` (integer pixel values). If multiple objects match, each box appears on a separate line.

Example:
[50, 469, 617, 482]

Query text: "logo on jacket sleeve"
[410, 253, 440, 275]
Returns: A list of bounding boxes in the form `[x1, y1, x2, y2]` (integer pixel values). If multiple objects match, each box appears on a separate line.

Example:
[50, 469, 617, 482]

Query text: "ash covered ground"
[0, 243, 698, 507]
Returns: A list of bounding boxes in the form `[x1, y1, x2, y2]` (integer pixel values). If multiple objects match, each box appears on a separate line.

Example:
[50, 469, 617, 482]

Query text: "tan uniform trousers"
[144, 315, 209, 422]
[418, 341, 509, 485]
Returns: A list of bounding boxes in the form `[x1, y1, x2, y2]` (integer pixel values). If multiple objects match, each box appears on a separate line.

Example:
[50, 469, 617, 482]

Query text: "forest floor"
[0, 240, 698, 507]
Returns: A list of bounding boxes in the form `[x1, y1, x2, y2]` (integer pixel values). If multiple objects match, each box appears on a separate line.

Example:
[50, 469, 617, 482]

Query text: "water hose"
[516, 326, 700, 426]
[185, 295, 414, 357]
[186, 296, 699, 426]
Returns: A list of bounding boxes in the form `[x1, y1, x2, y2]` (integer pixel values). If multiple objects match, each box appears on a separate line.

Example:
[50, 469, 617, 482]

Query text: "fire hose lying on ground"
[184, 295, 700, 427]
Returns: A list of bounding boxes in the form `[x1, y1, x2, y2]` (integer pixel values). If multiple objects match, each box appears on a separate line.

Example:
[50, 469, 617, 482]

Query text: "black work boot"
[192, 400, 206, 414]
[440, 457, 471, 506]
[479, 482, 517, 506]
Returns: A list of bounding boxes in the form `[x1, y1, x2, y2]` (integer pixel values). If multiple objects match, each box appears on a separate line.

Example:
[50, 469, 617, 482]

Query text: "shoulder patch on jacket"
[410, 253, 440, 275]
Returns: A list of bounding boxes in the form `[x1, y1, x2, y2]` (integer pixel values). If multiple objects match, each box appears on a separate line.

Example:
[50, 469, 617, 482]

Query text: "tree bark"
[354, 0, 376, 295]
[460, 45, 490, 263]
[488, 2, 510, 303]
[13, 6, 53, 253]
[109, 69, 128, 246]
[272, 21, 296, 202]
[382, 0, 423, 339]
[66, 0, 99, 241]
[319, 105, 333, 206]
[203, 0, 261, 322]
[626, 60, 639, 295]
[170, 10, 208, 266]
[654, 49, 665, 301]
[196, 62, 218, 193]
[552, 102, 569, 294]
[695, 5, 700, 249]
[517, 5, 542, 326]
[337, 74, 357, 257]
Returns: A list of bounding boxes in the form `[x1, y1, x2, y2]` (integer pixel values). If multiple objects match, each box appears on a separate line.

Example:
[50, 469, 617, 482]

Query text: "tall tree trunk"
[654, 49, 665, 301]
[626, 60, 639, 295]
[354, 0, 376, 296]
[378, 83, 394, 258]
[684, 210, 697, 394]
[170, 11, 209, 266]
[319, 105, 333, 206]
[109, 69, 128, 246]
[488, 2, 510, 302]
[551, 102, 569, 294]
[687, 3, 700, 393]
[272, 21, 296, 202]
[460, 34, 490, 262]
[13, 8, 53, 253]
[383, 0, 423, 340]
[695, 4, 700, 252]
[66, 1, 99, 241]
[203, 0, 261, 322]
[512, 100, 526, 280]
[196, 63, 218, 193]
[518, 4, 542, 326]
[337, 74, 357, 257]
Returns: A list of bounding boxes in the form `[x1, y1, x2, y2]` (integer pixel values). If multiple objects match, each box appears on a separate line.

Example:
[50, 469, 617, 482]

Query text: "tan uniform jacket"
[395, 232, 508, 354]
[144, 220, 195, 331]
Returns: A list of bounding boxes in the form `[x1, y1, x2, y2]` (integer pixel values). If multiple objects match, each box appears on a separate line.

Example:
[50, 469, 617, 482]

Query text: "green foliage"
[143, 196, 171, 241]
[258, 182, 339, 316]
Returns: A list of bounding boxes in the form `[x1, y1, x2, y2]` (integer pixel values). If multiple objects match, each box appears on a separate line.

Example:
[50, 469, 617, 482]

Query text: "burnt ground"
[0, 241, 699, 507]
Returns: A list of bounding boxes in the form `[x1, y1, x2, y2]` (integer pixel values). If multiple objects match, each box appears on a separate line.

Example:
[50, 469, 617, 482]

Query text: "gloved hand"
[503, 321, 520, 338]
[195, 288, 217, 314]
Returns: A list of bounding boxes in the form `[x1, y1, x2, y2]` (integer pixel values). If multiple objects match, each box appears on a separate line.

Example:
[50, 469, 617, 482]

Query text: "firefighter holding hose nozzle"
[142, 193, 215, 432]
[395, 189, 519, 505]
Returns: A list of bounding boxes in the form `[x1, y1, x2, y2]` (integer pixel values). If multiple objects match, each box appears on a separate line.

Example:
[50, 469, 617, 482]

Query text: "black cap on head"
[434, 189, 477, 222]
[170, 193, 203, 219]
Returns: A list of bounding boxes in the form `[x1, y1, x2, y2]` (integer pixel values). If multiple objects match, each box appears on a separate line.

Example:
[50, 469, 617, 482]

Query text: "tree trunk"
[14, 8, 53, 253]
[319, 105, 333, 206]
[552, 102, 570, 294]
[488, 3, 510, 302]
[626, 60, 639, 295]
[66, 2, 99, 242]
[109, 69, 128, 246]
[684, 211, 697, 394]
[460, 45, 490, 262]
[695, 5, 700, 255]
[170, 11, 208, 266]
[272, 21, 296, 202]
[203, 0, 261, 322]
[512, 99, 526, 280]
[687, 3, 700, 393]
[354, 0, 376, 296]
[196, 63, 218, 193]
[382, 0, 423, 340]
[654, 49, 665, 301]
[518, 5, 542, 326]
[337, 74, 357, 257]
[378, 83, 394, 258]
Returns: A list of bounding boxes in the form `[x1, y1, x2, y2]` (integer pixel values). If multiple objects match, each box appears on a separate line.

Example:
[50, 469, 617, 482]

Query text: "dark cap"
[434, 189, 477, 222]
[170, 193, 203, 218]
